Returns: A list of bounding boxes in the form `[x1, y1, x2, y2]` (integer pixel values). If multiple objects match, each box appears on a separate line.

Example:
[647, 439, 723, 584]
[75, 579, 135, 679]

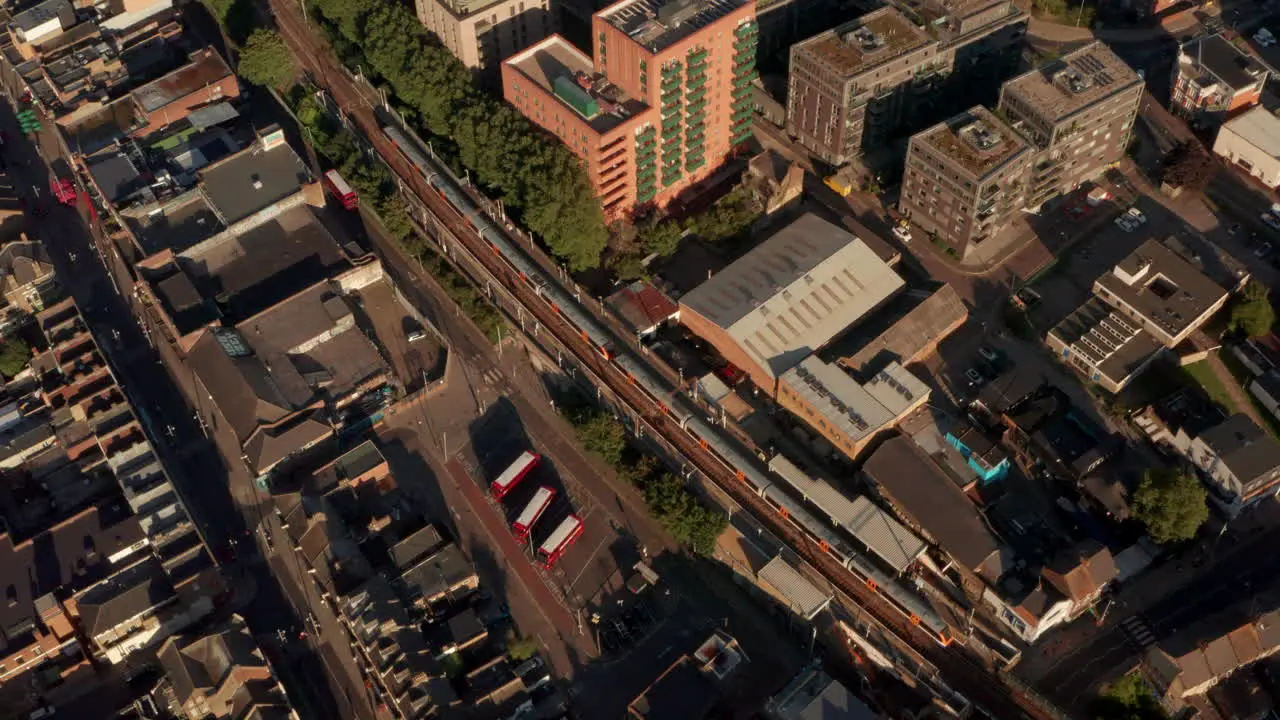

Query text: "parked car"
[978, 346, 1001, 363]
[1126, 207, 1147, 224]
[965, 368, 985, 385]
[892, 224, 912, 243]
[1114, 215, 1137, 232]
[1256, 242, 1273, 259]
[1261, 212, 1280, 231]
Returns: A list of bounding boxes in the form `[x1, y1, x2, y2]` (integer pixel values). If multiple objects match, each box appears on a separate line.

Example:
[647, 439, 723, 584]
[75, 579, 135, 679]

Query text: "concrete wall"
[1214, 123, 1280, 189]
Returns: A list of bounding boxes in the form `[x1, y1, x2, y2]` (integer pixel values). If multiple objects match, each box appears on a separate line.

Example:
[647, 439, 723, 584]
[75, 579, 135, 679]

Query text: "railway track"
[267, 5, 1064, 718]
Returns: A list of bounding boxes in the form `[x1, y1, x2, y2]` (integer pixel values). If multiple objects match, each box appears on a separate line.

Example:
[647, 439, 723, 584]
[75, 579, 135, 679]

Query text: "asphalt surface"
[0, 83, 345, 720]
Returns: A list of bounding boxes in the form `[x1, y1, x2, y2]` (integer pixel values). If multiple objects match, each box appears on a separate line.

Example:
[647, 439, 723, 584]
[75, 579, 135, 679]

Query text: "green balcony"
[685, 85, 708, 103]
[685, 98, 708, 116]
[733, 56, 756, 73]
[662, 170, 683, 187]
[732, 106, 753, 123]
[731, 128, 753, 145]
[734, 22, 757, 37]
[732, 69, 759, 86]
[662, 118, 681, 135]
[685, 133, 705, 150]
[637, 150, 656, 166]
[731, 83, 753, 100]
[661, 74, 682, 91]
[735, 36, 756, 52]
[687, 48, 709, 64]
[637, 164, 657, 181]
[638, 190, 657, 204]
[686, 155, 706, 172]
[685, 75, 708, 93]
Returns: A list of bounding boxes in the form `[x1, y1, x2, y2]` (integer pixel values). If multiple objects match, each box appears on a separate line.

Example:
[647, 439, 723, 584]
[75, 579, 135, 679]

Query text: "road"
[267, 2, 1063, 718]
[0, 73, 349, 720]
[1028, 521, 1280, 705]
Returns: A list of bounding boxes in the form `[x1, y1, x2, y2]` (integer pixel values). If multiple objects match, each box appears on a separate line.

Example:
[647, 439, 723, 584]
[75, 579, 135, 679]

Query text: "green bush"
[0, 339, 30, 378]
[561, 402, 726, 554]
[305, 0, 608, 270]
[1134, 468, 1209, 544]
[237, 29, 296, 88]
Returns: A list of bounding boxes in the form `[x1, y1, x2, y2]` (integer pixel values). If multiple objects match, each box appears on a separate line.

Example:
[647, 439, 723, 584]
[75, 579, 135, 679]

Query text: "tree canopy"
[1230, 280, 1276, 337]
[1133, 468, 1208, 544]
[1160, 140, 1216, 192]
[0, 339, 29, 378]
[306, 0, 608, 269]
[237, 30, 296, 88]
[1093, 673, 1168, 720]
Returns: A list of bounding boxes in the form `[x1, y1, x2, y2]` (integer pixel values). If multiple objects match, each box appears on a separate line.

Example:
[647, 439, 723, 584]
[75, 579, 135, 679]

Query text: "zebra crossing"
[1119, 615, 1157, 650]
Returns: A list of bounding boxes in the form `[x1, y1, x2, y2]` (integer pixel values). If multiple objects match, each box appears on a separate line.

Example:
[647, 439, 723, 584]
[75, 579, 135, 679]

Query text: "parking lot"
[455, 403, 640, 616]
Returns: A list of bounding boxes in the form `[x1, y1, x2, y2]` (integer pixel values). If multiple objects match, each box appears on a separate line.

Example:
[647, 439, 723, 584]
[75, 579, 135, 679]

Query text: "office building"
[414, 0, 557, 72]
[899, 106, 1033, 254]
[1172, 34, 1267, 124]
[502, 0, 758, 218]
[997, 41, 1142, 207]
[1048, 238, 1230, 392]
[1212, 105, 1280, 188]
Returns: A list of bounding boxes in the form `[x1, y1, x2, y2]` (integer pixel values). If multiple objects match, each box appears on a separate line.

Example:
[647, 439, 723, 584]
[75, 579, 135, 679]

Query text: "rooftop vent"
[251, 174, 263, 190]
[960, 120, 1002, 151]
[845, 25, 884, 52]
[657, 0, 699, 27]
[1059, 69, 1092, 94]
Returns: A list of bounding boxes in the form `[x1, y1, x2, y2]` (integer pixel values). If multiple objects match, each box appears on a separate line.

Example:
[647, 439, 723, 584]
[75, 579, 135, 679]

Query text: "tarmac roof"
[862, 436, 1001, 571]
[1002, 40, 1141, 123]
[198, 140, 311, 226]
[1096, 238, 1228, 344]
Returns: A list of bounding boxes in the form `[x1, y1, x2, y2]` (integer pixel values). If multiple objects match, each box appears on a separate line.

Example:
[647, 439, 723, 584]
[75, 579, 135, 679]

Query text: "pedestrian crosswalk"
[1120, 615, 1156, 649]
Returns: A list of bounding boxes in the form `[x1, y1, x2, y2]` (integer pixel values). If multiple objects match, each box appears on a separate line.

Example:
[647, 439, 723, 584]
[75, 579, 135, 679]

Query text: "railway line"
[267, 4, 1063, 717]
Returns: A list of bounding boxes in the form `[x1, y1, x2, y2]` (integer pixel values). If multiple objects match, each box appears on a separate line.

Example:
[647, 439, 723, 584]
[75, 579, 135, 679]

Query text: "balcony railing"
[732, 70, 758, 87]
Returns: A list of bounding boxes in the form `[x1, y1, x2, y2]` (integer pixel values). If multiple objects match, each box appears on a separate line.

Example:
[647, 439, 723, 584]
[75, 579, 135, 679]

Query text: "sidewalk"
[1027, 8, 1206, 45]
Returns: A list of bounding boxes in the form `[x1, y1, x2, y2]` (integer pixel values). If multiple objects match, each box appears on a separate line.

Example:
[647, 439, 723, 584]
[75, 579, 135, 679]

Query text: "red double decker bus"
[491, 451, 540, 501]
[537, 514, 584, 569]
[323, 169, 358, 210]
[512, 486, 556, 545]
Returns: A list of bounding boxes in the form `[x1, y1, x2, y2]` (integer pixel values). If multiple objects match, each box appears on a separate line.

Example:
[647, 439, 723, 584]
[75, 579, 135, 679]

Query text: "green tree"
[1230, 280, 1276, 337]
[1093, 673, 1168, 720]
[238, 30, 296, 88]
[0, 339, 29, 377]
[504, 632, 540, 661]
[1134, 468, 1208, 544]
[570, 408, 630, 467]
[304, 0, 608, 269]
[639, 219, 684, 258]
[1160, 141, 1216, 192]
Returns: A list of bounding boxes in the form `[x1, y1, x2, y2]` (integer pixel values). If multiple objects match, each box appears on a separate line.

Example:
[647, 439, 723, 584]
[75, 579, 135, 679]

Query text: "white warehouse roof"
[680, 213, 905, 378]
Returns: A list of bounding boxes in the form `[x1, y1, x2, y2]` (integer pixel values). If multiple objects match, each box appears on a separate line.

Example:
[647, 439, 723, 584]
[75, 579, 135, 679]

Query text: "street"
[0, 79, 348, 719]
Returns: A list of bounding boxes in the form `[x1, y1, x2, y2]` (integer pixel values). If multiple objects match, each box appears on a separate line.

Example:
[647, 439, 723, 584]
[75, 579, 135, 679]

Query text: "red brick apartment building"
[1171, 34, 1267, 124]
[502, 0, 759, 218]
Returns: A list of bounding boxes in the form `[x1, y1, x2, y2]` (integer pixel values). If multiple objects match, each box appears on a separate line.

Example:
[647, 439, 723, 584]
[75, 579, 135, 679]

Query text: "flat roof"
[124, 191, 225, 257]
[198, 140, 311, 226]
[1002, 40, 1141, 123]
[770, 668, 876, 720]
[628, 656, 719, 719]
[680, 213, 905, 378]
[793, 8, 933, 81]
[915, 106, 1031, 179]
[131, 49, 232, 113]
[1218, 105, 1280, 159]
[12, 0, 70, 32]
[598, 0, 751, 54]
[768, 456, 925, 573]
[1048, 297, 1164, 382]
[862, 436, 1001, 571]
[781, 356, 896, 444]
[1180, 34, 1268, 92]
[1096, 238, 1228, 343]
[505, 36, 648, 135]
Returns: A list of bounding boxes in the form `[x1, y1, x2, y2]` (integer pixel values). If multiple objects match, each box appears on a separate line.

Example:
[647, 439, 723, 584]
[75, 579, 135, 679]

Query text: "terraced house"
[502, 0, 758, 218]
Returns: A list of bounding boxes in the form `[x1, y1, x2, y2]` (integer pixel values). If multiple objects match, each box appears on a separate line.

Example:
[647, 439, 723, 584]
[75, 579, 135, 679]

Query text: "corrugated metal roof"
[769, 455, 925, 572]
[680, 213, 905, 378]
[758, 556, 831, 620]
